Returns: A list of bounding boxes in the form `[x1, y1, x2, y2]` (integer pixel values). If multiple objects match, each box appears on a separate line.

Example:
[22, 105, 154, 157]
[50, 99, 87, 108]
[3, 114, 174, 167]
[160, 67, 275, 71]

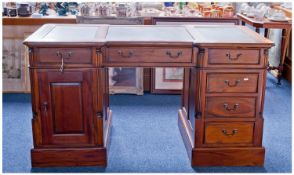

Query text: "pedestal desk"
[23, 24, 273, 167]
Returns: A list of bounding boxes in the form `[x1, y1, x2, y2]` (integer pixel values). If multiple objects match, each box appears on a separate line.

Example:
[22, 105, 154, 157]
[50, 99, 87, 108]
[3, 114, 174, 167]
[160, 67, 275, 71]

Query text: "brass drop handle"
[43, 102, 48, 113]
[60, 57, 64, 72]
[222, 129, 238, 136]
[223, 103, 239, 111]
[56, 51, 72, 72]
[166, 51, 182, 58]
[224, 80, 241, 87]
[56, 51, 64, 72]
[226, 52, 242, 61]
[118, 50, 133, 58]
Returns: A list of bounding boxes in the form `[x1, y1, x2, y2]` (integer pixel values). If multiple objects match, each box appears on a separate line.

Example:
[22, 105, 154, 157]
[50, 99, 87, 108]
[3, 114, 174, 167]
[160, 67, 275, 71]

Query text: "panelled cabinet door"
[37, 69, 96, 147]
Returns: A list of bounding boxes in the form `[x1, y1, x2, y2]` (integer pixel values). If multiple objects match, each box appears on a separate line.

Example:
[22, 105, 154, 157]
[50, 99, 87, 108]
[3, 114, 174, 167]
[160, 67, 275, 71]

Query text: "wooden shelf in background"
[3, 15, 76, 25]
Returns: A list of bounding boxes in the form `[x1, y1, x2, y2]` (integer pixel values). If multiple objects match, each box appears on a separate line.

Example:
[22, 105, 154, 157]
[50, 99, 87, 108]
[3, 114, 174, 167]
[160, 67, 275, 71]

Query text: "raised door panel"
[38, 69, 95, 147]
[50, 83, 84, 134]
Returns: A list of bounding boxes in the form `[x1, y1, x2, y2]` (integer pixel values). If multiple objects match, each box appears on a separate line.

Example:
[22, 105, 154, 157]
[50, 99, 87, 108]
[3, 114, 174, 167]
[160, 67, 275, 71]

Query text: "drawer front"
[36, 48, 93, 66]
[106, 47, 192, 63]
[206, 97, 256, 118]
[205, 122, 254, 144]
[206, 73, 259, 93]
[208, 49, 261, 66]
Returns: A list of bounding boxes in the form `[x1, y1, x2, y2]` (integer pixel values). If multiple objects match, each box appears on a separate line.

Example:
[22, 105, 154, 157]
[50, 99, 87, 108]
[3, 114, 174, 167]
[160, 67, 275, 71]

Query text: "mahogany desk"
[237, 13, 292, 84]
[24, 24, 273, 167]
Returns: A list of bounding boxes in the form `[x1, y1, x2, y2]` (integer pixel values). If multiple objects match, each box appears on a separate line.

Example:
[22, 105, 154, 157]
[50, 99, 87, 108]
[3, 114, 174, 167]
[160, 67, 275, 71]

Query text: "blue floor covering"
[2, 73, 292, 173]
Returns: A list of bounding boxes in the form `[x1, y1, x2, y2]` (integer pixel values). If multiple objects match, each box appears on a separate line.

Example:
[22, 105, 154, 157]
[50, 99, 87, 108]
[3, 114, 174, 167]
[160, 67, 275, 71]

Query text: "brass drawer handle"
[224, 80, 241, 87]
[226, 52, 242, 61]
[56, 51, 72, 58]
[222, 129, 238, 136]
[223, 103, 239, 111]
[118, 50, 133, 58]
[166, 51, 182, 58]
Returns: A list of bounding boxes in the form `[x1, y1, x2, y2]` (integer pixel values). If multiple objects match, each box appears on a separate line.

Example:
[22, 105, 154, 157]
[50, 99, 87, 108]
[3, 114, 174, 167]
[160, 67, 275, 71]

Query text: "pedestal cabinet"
[182, 63, 267, 166]
[25, 24, 112, 167]
[178, 26, 272, 166]
[29, 58, 111, 166]
[36, 69, 99, 146]
[29, 65, 111, 167]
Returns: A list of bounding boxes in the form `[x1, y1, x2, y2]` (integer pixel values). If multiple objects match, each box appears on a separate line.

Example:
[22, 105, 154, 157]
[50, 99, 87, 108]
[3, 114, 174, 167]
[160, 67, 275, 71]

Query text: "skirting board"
[178, 108, 193, 161]
[31, 147, 107, 167]
[192, 147, 265, 166]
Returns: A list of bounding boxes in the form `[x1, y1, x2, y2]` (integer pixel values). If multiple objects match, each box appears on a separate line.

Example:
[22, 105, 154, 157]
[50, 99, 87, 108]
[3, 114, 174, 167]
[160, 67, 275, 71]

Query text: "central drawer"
[205, 97, 256, 118]
[105, 47, 193, 64]
[204, 122, 254, 145]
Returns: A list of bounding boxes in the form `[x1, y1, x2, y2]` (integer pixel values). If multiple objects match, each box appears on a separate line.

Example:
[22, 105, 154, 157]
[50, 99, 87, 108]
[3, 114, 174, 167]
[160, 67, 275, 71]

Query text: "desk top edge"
[23, 23, 274, 47]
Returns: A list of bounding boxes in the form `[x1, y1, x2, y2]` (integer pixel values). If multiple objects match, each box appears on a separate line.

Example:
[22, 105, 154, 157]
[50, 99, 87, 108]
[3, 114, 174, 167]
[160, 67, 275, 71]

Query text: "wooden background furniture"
[237, 13, 292, 84]
[3, 15, 76, 25]
[3, 16, 75, 93]
[24, 24, 272, 167]
[271, 4, 292, 83]
[76, 16, 144, 25]
[3, 25, 41, 93]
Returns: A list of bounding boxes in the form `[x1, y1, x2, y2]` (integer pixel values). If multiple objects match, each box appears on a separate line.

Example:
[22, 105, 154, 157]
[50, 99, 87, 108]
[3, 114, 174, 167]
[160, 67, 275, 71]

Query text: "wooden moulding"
[192, 147, 265, 166]
[104, 108, 112, 149]
[31, 147, 107, 167]
[178, 108, 193, 161]
[3, 16, 76, 25]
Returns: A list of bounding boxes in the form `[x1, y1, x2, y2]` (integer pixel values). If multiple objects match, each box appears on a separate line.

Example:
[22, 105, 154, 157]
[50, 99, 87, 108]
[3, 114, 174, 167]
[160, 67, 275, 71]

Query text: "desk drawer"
[35, 48, 93, 67]
[207, 49, 262, 67]
[206, 97, 256, 118]
[206, 73, 259, 93]
[106, 47, 192, 63]
[204, 122, 254, 144]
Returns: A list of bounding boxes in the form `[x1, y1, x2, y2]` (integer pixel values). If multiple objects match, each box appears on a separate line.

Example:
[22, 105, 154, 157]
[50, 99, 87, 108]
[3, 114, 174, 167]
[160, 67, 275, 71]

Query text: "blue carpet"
[2, 73, 292, 173]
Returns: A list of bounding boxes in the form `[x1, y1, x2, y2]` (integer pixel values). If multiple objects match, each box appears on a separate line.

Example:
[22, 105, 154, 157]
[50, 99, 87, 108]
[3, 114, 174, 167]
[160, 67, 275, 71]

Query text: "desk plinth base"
[178, 108, 265, 166]
[31, 147, 107, 167]
[192, 147, 265, 166]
